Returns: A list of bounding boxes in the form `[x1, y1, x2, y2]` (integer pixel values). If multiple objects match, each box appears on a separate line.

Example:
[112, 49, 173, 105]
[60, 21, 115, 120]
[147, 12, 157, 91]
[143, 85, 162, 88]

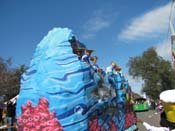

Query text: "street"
[136, 110, 161, 131]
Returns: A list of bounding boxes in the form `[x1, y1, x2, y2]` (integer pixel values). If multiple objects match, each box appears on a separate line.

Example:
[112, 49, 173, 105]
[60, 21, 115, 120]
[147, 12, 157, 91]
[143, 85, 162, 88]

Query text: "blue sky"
[0, 0, 174, 94]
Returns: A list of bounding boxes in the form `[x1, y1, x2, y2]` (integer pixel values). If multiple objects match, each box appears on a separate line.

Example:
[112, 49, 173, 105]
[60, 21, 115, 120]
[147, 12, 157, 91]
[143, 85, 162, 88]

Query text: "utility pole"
[170, 0, 175, 71]
[171, 35, 175, 71]
[170, 21, 175, 71]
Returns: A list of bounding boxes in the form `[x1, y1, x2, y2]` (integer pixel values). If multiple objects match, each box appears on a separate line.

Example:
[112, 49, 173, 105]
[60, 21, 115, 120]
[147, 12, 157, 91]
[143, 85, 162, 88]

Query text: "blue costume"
[82, 54, 90, 64]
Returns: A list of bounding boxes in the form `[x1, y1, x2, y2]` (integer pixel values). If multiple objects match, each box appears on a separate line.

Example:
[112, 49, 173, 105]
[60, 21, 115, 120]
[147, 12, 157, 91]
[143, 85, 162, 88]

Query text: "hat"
[115, 65, 122, 71]
[75, 48, 85, 53]
[90, 56, 98, 61]
[86, 49, 94, 53]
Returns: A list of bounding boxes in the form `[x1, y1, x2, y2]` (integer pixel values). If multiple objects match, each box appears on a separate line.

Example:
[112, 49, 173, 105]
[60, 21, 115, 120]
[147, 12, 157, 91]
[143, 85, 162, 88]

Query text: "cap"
[75, 48, 85, 52]
[115, 65, 122, 71]
[90, 56, 98, 61]
[86, 49, 94, 53]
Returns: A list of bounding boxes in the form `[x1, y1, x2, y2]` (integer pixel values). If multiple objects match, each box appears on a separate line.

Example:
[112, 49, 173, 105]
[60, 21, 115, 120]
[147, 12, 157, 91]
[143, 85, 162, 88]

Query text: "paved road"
[136, 110, 161, 131]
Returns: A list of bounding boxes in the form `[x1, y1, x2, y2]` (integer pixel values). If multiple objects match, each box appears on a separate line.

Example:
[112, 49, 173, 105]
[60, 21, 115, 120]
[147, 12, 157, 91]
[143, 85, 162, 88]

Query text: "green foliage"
[0, 57, 27, 101]
[127, 47, 175, 99]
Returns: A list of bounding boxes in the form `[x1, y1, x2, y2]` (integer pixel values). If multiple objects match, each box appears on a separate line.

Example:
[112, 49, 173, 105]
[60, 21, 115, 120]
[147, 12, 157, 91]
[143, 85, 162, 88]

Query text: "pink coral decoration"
[17, 97, 63, 131]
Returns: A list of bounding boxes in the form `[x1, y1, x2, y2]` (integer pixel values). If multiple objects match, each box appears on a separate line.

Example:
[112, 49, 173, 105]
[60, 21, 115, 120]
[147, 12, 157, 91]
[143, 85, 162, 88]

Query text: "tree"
[0, 57, 27, 101]
[127, 47, 175, 99]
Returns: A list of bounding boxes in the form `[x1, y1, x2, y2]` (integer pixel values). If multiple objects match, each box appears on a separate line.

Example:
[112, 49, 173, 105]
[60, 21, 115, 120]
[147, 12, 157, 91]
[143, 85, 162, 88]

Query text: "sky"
[0, 0, 175, 94]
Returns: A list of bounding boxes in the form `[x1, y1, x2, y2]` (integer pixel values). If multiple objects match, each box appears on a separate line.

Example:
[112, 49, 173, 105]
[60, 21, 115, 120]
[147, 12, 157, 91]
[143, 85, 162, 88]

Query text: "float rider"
[81, 49, 94, 65]
[75, 48, 85, 61]
[105, 62, 117, 88]
[90, 56, 99, 72]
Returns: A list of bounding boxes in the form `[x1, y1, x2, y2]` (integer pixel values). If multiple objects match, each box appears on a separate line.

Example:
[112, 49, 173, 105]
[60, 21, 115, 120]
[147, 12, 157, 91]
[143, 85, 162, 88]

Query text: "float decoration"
[17, 97, 63, 131]
[16, 27, 137, 131]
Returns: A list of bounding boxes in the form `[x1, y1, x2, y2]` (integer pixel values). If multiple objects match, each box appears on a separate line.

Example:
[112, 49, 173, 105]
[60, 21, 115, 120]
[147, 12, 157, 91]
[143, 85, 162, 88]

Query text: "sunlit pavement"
[136, 110, 161, 131]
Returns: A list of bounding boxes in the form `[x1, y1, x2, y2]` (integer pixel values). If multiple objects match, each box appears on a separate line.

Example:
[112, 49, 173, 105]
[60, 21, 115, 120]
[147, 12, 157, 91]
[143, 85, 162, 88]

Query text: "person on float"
[105, 62, 117, 87]
[90, 56, 99, 72]
[90, 56, 106, 79]
[75, 48, 85, 61]
[81, 49, 94, 65]
[113, 65, 128, 106]
[114, 65, 123, 76]
[114, 65, 126, 90]
[106, 62, 116, 75]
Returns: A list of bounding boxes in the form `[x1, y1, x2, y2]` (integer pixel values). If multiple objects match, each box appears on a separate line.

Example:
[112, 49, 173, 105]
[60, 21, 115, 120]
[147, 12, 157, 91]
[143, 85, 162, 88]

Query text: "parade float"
[133, 97, 149, 112]
[16, 28, 137, 131]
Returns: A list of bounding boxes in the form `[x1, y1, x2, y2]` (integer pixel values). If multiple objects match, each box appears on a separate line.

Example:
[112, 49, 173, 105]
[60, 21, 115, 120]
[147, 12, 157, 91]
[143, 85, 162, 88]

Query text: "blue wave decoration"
[25, 69, 37, 76]
[16, 27, 137, 131]
[47, 81, 95, 95]
[16, 28, 98, 131]
[20, 87, 33, 90]
[56, 60, 79, 65]
[55, 55, 77, 61]
[57, 103, 88, 119]
[62, 109, 100, 128]
[51, 67, 90, 81]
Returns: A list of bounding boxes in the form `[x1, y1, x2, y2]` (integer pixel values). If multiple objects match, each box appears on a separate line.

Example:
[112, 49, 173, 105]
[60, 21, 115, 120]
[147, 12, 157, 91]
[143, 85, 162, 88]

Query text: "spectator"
[0, 95, 5, 125]
[2, 106, 7, 125]
[0, 107, 2, 125]
[6, 101, 16, 131]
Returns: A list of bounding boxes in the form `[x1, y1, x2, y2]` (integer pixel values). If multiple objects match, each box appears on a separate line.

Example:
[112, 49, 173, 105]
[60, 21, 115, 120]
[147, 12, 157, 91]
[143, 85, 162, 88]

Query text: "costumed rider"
[82, 49, 100, 81]
[90, 56, 99, 72]
[114, 65, 129, 106]
[81, 49, 94, 65]
[90, 56, 105, 83]
[90, 56, 105, 77]
[114, 65, 123, 76]
[115, 65, 127, 97]
[105, 62, 117, 88]
[75, 48, 85, 60]
[106, 62, 117, 75]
